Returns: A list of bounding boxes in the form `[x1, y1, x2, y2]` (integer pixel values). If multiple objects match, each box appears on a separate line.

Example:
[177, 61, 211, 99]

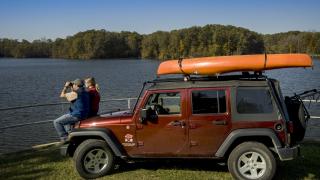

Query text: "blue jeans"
[53, 114, 79, 139]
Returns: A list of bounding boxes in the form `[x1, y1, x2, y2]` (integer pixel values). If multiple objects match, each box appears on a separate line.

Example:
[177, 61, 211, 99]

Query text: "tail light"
[287, 121, 294, 133]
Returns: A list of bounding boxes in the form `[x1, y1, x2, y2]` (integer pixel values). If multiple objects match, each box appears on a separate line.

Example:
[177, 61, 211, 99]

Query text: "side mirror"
[140, 108, 158, 124]
[140, 108, 148, 123]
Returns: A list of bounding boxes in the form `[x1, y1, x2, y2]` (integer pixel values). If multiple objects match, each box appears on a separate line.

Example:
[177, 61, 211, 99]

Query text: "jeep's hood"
[80, 110, 133, 128]
[99, 110, 132, 118]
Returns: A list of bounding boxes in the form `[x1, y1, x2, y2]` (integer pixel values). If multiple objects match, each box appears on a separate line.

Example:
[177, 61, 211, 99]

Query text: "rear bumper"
[277, 145, 300, 161]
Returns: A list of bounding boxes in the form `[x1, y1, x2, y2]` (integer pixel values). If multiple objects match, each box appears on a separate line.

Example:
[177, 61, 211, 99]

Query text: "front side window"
[192, 90, 226, 114]
[144, 92, 181, 115]
[236, 88, 273, 114]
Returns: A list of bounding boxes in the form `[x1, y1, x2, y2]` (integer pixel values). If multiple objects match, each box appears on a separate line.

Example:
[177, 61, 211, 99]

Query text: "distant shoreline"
[1, 25, 319, 60]
[0, 55, 319, 61]
[0, 57, 146, 61]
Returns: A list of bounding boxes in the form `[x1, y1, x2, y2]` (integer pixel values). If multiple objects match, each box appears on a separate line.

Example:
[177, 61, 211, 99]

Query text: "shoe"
[60, 136, 69, 145]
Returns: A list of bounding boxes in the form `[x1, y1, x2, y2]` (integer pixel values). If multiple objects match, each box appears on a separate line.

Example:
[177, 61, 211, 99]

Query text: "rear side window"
[192, 90, 226, 114]
[236, 88, 273, 114]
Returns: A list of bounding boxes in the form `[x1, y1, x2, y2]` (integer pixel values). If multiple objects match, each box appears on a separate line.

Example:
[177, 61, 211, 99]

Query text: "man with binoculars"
[53, 79, 89, 143]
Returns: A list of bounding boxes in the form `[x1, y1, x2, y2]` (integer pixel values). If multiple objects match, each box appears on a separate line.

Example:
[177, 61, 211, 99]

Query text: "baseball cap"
[72, 79, 84, 87]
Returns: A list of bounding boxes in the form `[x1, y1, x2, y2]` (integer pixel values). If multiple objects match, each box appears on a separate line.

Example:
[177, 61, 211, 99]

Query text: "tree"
[1, 25, 319, 60]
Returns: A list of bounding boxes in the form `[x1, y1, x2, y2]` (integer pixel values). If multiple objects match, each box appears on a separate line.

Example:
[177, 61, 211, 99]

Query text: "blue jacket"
[69, 87, 90, 119]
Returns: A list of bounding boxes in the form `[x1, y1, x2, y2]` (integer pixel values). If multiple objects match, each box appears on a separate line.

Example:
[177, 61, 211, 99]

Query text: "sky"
[0, 0, 319, 41]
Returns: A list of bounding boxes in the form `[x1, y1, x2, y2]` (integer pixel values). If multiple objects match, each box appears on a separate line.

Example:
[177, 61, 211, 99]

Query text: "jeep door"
[187, 87, 231, 156]
[133, 89, 188, 157]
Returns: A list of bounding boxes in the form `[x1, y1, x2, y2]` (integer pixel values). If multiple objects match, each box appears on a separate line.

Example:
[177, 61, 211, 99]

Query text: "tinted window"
[144, 92, 181, 114]
[192, 90, 226, 114]
[236, 88, 273, 114]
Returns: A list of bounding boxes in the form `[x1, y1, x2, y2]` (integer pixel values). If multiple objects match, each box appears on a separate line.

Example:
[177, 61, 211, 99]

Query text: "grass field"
[0, 142, 320, 180]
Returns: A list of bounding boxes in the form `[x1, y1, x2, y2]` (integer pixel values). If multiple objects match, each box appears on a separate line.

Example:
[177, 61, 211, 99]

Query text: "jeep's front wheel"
[73, 139, 115, 179]
[227, 142, 276, 180]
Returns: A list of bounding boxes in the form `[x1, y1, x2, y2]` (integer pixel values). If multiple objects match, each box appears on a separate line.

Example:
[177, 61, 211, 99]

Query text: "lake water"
[0, 58, 319, 154]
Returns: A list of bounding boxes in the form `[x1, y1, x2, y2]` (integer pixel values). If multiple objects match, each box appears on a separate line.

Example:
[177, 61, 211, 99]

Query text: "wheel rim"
[237, 151, 267, 179]
[83, 148, 108, 174]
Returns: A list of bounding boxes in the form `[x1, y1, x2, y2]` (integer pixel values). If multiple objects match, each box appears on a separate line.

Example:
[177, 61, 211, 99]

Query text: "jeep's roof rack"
[148, 72, 268, 84]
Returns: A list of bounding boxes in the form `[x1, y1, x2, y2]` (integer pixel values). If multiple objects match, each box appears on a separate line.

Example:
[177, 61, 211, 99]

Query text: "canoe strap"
[178, 58, 187, 75]
[264, 53, 268, 69]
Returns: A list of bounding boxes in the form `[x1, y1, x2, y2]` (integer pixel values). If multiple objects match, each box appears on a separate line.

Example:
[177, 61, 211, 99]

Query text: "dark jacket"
[69, 87, 90, 119]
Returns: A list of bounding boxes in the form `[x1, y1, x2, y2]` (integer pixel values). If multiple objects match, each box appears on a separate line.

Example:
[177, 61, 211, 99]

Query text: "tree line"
[0, 25, 319, 60]
[0, 30, 142, 59]
[264, 31, 320, 55]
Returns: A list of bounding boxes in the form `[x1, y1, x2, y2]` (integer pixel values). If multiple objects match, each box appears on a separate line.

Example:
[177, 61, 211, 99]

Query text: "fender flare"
[69, 128, 127, 158]
[215, 128, 282, 157]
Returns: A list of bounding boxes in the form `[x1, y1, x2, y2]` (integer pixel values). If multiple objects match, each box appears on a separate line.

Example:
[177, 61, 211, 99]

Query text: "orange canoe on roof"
[157, 54, 313, 76]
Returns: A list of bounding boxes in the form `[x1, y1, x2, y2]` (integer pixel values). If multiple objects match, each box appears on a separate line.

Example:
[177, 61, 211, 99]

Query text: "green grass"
[0, 143, 320, 180]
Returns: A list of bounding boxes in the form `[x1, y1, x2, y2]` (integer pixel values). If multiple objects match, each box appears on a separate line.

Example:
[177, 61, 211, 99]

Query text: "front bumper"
[277, 145, 300, 161]
[60, 144, 69, 156]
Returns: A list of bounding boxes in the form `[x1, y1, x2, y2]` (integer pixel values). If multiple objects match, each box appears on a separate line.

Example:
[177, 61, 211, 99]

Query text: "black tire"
[73, 139, 115, 179]
[228, 142, 276, 180]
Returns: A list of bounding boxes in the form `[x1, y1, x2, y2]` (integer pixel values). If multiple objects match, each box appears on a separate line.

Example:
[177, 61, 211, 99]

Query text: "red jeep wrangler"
[61, 74, 308, 180]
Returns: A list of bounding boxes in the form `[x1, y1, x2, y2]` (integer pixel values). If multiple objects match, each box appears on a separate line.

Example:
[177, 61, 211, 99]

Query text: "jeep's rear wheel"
[73, 139, 115, 179]
[228, 142, 276, 180]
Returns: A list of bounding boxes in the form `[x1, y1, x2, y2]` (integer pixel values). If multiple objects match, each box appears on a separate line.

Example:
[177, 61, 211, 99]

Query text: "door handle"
[213, 120, 227, 125]
[169, 120, 186, 127]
